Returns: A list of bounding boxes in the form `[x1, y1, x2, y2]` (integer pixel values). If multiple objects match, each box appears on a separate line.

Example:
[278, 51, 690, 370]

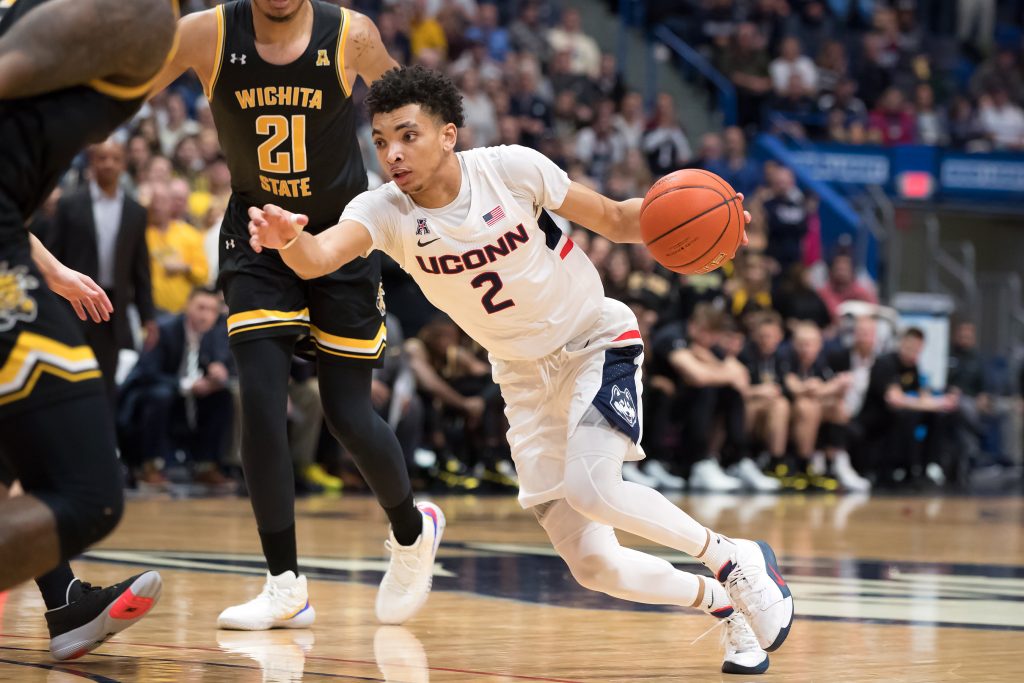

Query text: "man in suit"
[118, 286, 233, 486]
[47, 139, 157, 400]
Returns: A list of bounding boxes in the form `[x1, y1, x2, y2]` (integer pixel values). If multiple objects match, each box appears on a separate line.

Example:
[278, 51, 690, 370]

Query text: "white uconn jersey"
[342, 145, 605, 360]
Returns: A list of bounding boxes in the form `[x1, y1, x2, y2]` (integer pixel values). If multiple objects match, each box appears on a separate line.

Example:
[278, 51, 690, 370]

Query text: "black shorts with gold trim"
[218, 216, 386, 366]
[0, 243, 103, 419]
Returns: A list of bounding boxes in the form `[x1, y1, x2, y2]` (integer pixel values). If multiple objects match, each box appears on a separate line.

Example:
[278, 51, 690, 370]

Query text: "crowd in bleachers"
[653, 0, 1024, 149]
[27, 0, 1023, 497]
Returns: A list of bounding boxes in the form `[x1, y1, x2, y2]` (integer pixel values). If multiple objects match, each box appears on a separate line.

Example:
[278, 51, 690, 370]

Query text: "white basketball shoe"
[721, 612, 770, 675]
[217, 571, 316, 631]
[720, 540, 794, 652]
[376, 501, 446, 625]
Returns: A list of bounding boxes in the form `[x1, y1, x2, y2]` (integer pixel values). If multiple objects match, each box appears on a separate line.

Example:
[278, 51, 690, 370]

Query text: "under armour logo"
[230, 53, 247, 65]
[225, 239, 235, 249]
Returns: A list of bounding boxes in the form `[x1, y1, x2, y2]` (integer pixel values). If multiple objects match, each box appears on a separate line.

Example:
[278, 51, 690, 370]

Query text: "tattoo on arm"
[0, 0, 176, 99]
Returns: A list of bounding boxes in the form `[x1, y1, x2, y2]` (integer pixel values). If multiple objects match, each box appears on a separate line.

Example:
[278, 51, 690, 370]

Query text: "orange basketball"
[640, 169, 745, 275]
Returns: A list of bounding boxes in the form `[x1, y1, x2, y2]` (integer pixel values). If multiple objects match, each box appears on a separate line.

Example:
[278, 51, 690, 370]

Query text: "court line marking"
[0, 638, 585, 683]
[0, 656, 120, 682]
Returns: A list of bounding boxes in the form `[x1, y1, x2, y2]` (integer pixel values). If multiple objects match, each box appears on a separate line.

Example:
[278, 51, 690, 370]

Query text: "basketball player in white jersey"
[247, 66, 794, 674]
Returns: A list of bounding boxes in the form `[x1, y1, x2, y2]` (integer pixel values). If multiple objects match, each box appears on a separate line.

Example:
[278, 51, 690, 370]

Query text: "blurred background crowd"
[27, 0, 1024, 498]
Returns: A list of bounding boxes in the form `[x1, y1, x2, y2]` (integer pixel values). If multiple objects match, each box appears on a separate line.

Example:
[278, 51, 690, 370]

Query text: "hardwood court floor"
[2, 493, 1023, 682]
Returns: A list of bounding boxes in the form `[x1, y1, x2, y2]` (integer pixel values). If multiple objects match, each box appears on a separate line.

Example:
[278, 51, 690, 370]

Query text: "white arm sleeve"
[493, 144, 572, 210]
[339, 188, 404, 263]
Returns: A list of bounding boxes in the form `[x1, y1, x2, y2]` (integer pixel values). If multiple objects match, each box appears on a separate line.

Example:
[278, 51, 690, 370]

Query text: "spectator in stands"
[409, 0, 448, 61]
[547, 7, 601, 78]
[47, 139, 157, 402]
[957, 0, 997, 57]
[497, 115, 523, 146]
[466, 3, 510, 63]
[460, 68, 498, 147]
[829, 315, 878, 421]
[948, 95, 987, 149]
[969, 45, 1024, 106]
[594, 53, 626, 104]
[784, 322, 848, 490]
[642, 93, 693, 176]
[818, 252, 878, 322]
[603, 247, 633, 302]
[748, 0, 793, 54]
[552, 89, 583, 141]
[814, 39, 849, 95]
[738, 312, 789, 490]
[710, 126, 764, 197]
[613, 91, 646, 151]
[868, 87, 916, 145]
[694, 131, 725, 170]
[977, 87, 1024, 150]
[157, 91, 200, 157]
[549, 48, 598, 110]
[730, 251, 774, 322]
[509, 66, 553, 150]
[818, 77, 868, 127]
[168, 177, 197, 227]
[377, 9, 411, 66]
[118, 286, 234, 488]
[855, 327, 959, 487]
[913, 83, 949, 145]
[827, 0, 876, 30]
[854, 33, 894, 109]
[576, 100, 628, 183]
[450, 34, 502, 83]
[127, 134, 157, 190]
[651, 304, 748, 492]
[770, 36, 819, 98]
[508, 1, 550, 63]
[775, 263, 833, 330]
[146, 182, 209, 315]
[794, 1, 833, 59]
[759, 166, 809, 275]
[171, 135, 203, 187]
[142, 155, 174, 188]
[716, 22, 773, 128]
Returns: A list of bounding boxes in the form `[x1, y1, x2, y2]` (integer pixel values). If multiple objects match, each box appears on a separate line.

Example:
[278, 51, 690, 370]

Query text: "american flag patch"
[483, 205, 505, 226]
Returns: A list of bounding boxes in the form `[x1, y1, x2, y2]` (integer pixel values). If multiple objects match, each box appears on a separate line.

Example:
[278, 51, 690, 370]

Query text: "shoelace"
[722, 613, 760, 653]
[382, 540, 423, 595]
[726, 564, 771, 613]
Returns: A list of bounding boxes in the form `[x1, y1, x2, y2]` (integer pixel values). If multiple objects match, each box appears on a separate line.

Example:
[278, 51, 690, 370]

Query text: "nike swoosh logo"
[417, 237, 441, 247]
[767, 563, 787, 588]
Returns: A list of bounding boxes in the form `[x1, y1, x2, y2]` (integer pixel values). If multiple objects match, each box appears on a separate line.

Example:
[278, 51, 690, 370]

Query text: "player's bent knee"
[52, 478, 125, 559]
[562, 466, 612, 523]
[566, 552, 622, 594]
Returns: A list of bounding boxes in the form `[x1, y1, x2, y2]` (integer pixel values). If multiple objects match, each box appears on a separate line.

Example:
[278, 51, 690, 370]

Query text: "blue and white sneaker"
[217, 571, 315, 630]
[721, 612, 770, 675]
[376, 501, 446, 625]
[720, 540, 794, 652]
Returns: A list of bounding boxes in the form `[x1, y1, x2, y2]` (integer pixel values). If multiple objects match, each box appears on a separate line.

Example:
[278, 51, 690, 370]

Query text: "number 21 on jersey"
[255, 115, 312, 198]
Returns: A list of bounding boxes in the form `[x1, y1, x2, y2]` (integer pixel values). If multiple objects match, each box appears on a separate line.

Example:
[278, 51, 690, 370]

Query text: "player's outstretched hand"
[46, 265, 112, 323]
[248, 204, 309, 253]
[738, 193, 751, 246]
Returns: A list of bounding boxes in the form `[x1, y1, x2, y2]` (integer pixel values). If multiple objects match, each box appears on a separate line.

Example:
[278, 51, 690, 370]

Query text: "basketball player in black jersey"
[151, 0, 439, 629]
[0, 0, 177, 660]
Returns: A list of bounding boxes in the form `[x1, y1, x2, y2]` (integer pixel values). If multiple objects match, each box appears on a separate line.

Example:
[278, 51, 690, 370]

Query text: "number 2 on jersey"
[471, 272, 515, 314]
[256, 115, 307, 174]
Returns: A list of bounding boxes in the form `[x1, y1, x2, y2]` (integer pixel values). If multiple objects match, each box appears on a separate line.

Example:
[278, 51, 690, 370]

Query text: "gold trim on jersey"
[309, 322, 386, 360]
[226, 308, 311, 337]
[0, 332, 101, 407]
[87, 0, 183, 101]
[206, 3, 227, 100]
[336, 8, 352, 98]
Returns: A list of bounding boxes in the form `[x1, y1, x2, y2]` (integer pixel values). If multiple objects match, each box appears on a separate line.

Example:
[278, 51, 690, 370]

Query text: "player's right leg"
[216, 260, 315, 630]
[535, 498, 768, 674]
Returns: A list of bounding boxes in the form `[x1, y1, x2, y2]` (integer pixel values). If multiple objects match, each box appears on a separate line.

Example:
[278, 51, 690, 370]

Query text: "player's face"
[372, 105, 457, 196]
[252, 0, 307, 23]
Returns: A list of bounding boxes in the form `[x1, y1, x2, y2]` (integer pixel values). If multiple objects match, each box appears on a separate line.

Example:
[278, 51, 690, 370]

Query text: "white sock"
[693, 574, 734, 616]
[697, 530, 738, 581]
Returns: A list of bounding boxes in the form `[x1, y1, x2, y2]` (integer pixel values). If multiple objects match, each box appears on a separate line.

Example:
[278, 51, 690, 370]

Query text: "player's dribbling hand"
[738, 193, 751, 247]
[248, 204, 309, 252]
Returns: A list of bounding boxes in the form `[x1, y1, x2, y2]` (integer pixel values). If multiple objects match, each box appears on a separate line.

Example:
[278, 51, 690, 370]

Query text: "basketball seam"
[641, 183, 727, 223]
[646, 193, 738, 248]
[666, 196, 740, 269]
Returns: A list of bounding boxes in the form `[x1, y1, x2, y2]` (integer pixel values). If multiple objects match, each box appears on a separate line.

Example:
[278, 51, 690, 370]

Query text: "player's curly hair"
[365, 65, 465, 128]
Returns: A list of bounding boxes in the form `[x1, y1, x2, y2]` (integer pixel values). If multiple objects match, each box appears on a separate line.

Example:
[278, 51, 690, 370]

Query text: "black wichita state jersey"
[0, 0, 176, 240]
[210, 0, 368, 234]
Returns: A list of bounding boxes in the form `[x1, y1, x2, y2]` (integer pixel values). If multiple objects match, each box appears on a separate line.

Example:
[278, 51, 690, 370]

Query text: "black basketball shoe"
[45, 571, 162, 661]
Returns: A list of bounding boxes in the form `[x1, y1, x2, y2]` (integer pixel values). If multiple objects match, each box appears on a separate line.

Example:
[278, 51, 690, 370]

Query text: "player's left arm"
[554, 182, 752, 245]
[28, 234, 112, 323]
[345, 12, 400, 88]
[247, 205, 371, 280]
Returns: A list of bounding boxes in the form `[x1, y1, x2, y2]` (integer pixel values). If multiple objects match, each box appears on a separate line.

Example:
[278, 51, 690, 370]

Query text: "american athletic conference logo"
[609, 385, 637, 427]
[0, 262, 39, 332]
